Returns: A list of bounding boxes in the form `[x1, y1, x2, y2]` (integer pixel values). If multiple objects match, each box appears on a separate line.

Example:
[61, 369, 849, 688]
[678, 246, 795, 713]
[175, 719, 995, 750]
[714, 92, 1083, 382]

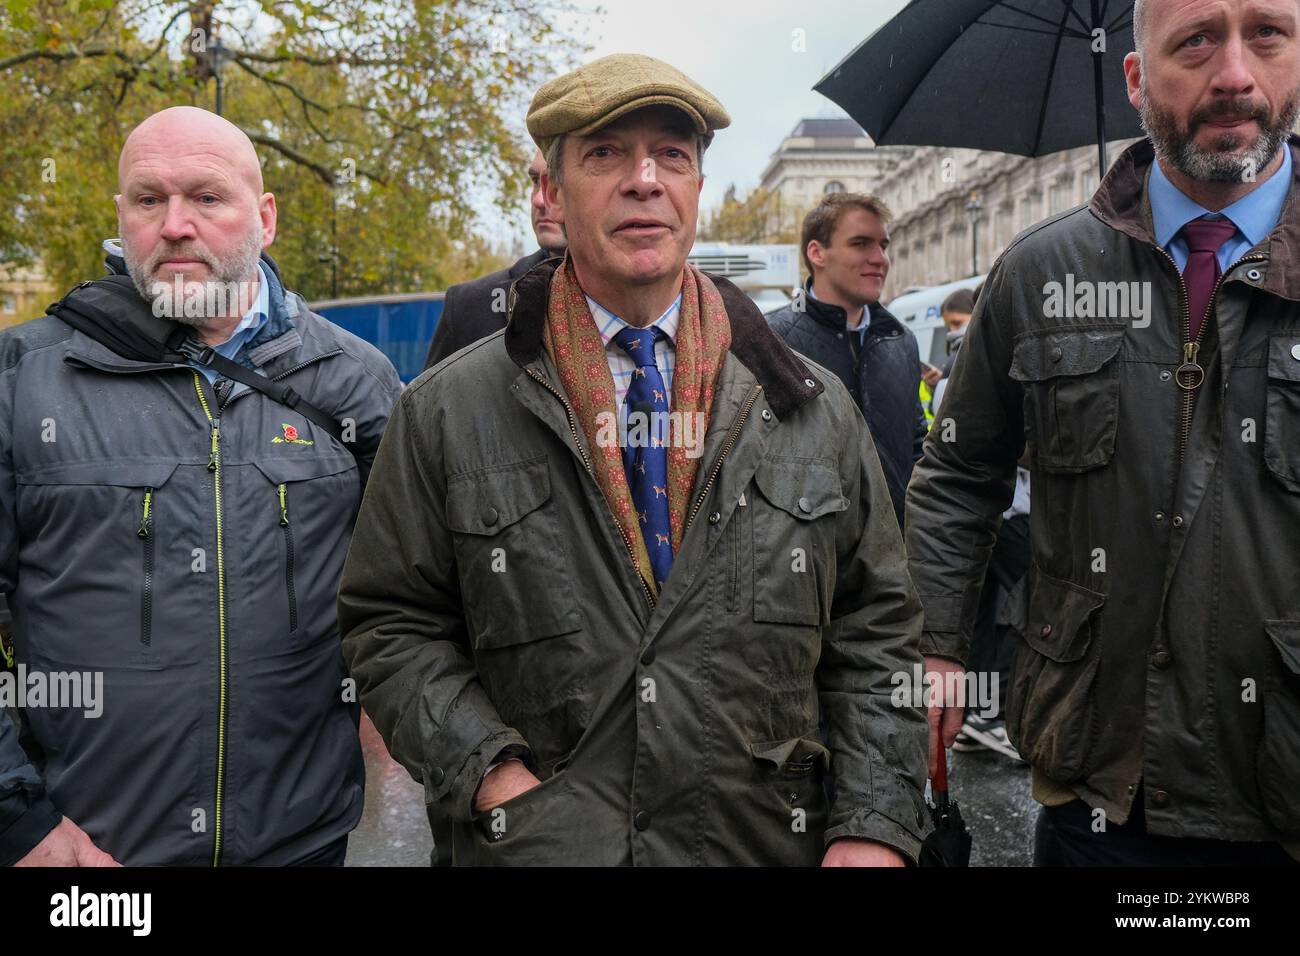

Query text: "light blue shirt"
[1149, 145, 1292, 272]
[189, 262, 271, 384]
[587, 292, 681, 411]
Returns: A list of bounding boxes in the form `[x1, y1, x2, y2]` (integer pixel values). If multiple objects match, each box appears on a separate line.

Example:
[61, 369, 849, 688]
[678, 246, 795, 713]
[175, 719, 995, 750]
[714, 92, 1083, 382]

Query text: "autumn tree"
[0, 0, 582, 300]
[697, 184, 803, 246]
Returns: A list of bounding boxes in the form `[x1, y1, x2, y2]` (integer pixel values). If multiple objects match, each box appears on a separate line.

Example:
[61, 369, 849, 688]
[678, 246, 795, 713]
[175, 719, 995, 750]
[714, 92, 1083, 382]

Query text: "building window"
[1, 295, 15, 315]
[824, 180, 845, 194]
[1050, 178, 1072, 215]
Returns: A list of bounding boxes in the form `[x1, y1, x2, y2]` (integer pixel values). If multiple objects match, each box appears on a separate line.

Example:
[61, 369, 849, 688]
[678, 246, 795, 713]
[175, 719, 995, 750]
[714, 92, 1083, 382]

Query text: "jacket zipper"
[278, 482, 298, 633]
[1154, 247, 1266, 462]
[191, 372, 228, 867]
[685, 385, 762, 532]
[137, 488, 155, 647]
[524, 366, 656, 610]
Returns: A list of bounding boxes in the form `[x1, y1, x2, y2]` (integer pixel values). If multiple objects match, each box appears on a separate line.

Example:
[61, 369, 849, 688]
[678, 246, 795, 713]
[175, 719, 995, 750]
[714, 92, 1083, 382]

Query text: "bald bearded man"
[0, 107, 402, 867]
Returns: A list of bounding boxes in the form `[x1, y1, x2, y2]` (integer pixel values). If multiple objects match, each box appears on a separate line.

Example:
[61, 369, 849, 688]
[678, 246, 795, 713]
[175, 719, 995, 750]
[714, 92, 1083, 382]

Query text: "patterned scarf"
[543, 254, 732, 596]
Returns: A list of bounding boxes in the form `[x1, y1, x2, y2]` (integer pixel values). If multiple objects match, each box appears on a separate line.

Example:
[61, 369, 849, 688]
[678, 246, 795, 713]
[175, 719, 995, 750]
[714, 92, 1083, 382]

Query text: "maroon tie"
[1178, 217, 1238, 341]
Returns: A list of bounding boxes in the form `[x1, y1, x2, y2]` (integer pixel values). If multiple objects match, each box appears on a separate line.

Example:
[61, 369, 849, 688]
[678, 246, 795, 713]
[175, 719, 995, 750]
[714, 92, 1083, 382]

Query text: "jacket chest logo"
[271, 423, 314, 446]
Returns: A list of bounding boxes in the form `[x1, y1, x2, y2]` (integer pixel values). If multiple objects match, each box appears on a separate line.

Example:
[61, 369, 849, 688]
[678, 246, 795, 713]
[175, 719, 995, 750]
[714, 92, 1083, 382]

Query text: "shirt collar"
[588, 292, 682, 349]
[1150, 145, 1292, 249]
[213, 261, 271, 349]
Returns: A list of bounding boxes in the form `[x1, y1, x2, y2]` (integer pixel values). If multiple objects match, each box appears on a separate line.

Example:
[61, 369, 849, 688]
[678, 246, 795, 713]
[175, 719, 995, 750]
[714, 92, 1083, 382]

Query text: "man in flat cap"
[339, 54, 931, 866]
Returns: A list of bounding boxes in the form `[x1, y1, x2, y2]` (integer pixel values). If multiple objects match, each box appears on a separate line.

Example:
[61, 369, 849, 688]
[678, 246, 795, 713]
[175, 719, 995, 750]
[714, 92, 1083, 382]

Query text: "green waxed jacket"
[906, 136, 1300, 844]
[338, 257, 932, 865]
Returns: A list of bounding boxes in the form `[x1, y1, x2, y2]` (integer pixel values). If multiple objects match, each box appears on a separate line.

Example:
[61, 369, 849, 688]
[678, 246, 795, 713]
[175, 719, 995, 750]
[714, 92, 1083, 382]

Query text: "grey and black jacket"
[0, 250, 402, 865]
[767, 286, 927, 525]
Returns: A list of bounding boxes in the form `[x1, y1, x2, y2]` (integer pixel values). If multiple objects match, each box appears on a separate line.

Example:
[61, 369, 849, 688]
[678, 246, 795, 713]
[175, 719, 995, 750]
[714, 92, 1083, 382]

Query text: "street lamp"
[964, 193, 983, 277]
[209, 34, 233, 116]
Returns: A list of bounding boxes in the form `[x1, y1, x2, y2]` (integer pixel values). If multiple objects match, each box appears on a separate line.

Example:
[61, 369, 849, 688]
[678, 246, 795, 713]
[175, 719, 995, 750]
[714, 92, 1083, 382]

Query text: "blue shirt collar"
[212, 261, 271, 354]
[1150, 145, 1292, 249]
[588, 292, 683, 348]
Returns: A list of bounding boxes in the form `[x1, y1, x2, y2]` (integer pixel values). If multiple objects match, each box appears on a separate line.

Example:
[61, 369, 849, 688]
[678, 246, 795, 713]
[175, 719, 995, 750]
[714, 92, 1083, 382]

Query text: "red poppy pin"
[282, 424, 299, 442]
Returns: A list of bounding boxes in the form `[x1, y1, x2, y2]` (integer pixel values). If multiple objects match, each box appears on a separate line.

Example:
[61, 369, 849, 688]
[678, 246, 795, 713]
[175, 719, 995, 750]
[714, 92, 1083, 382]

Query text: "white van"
[886, 274, 987, 369]
[688, 242, 799, 314]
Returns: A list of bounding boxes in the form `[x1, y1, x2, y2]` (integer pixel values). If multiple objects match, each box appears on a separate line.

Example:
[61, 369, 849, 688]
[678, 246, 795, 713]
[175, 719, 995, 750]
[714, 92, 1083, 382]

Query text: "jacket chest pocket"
[1009, 330, 1124, 473]
[1263, 334, 1300, 493]
[750, 458, 847, 627]
[446, 456, 583, 649]
[15, 459, 182, 666]
[252, 454, 360, 640]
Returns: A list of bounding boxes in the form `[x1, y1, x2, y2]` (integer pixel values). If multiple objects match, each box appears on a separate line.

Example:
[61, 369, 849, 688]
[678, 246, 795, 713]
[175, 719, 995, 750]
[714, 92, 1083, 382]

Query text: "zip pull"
[278, 482, 289, 526]
[1176, 342, 1205, 391]
[738, 492, 747, 507]
[208, 421, 220, 472]
[137, 488, 154, 538]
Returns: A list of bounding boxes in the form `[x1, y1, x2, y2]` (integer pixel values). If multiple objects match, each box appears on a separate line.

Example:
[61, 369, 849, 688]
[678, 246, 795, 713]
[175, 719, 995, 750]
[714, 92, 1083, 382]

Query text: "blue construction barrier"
[311, 293, 446, 384]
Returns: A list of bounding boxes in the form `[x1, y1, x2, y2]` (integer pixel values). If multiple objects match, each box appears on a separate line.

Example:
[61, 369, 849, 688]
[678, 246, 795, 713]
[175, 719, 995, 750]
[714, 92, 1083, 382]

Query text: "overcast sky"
[498, 0, 912, 251]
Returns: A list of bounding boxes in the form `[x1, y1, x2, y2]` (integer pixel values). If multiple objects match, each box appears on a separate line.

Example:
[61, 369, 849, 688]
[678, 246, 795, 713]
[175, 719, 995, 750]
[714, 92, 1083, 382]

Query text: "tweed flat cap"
[527, 53, 731, 154]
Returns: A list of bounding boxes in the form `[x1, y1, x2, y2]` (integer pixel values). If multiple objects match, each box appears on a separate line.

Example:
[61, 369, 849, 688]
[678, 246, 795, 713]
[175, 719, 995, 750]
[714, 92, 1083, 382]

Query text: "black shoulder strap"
[50, 274, 350, 449]
[172, 340, 344, 442]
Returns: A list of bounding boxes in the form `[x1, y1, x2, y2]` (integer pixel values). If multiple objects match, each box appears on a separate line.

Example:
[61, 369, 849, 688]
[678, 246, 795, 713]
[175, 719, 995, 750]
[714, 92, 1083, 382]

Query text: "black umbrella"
[919, 745, 972, 867]
[814, 0, 1143, 176]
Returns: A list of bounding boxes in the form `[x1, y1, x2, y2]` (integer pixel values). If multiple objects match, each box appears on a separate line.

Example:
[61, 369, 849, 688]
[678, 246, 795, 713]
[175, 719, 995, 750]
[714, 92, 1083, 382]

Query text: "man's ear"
[259, 192, 278, 249]
[542, 171, 563, 224]
[1124, 51, 1143, 112]
[806, 239, 825, 272]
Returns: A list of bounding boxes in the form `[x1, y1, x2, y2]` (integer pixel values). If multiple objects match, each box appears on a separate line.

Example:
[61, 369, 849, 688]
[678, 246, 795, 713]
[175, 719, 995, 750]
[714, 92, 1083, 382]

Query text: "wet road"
[347, 712, 1037, 867]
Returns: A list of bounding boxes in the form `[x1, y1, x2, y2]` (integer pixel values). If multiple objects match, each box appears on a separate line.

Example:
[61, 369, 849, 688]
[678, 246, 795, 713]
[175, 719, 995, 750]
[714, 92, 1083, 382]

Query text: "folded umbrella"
[920, 744, 972, 867]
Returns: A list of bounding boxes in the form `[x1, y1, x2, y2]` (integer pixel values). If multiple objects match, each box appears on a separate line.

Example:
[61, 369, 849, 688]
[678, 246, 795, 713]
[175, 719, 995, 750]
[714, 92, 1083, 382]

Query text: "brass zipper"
[524, 367, 656, 609]
[685, 385, 762, 532]
[1155, 247, 1266, 462]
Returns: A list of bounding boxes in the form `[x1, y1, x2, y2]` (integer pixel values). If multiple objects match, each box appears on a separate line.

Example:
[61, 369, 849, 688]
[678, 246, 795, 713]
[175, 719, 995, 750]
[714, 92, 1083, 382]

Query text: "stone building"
[0, 263, 54, 330]
[758, 116, 1139, 296]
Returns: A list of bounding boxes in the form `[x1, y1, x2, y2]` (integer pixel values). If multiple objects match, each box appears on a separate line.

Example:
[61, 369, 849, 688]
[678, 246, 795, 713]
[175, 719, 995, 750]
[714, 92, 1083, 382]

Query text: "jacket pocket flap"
[752, 459, 846, 520]
[252, 454, 357, 485]
[1023, 569, 1105, 663]
[1264, 620, 1300, 675]
[751, 736, 831, 774]
[16, 459, 180, 488]
[1009, 329, 1124, 382]
[447, 456, 551, 535]
[1267, 336, 1300, 383]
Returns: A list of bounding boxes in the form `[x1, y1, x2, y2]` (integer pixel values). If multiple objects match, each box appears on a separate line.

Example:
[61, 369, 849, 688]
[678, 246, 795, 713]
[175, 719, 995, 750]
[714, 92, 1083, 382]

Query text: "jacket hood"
[503, 253, 826, 420]
[1089, 134, 1300, 302]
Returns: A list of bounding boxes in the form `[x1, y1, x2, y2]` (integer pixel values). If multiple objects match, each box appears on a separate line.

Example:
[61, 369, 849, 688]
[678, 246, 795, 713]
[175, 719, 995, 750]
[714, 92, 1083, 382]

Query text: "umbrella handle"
[932, 739, 949, 794]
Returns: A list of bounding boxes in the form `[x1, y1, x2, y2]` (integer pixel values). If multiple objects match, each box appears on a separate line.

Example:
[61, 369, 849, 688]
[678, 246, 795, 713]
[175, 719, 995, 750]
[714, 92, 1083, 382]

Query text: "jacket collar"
[1090, 134, 1300, 301]
[504, 254, 825, 420]
[801, 276, 904, 337]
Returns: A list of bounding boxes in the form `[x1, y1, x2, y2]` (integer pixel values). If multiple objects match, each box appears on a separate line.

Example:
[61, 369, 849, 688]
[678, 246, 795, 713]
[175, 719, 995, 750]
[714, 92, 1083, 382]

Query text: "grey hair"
[544, 131, 707, 186]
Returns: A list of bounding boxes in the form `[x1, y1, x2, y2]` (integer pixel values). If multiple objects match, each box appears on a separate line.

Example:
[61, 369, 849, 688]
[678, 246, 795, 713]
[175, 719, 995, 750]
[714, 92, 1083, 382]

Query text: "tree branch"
[241, 129, 387, 186]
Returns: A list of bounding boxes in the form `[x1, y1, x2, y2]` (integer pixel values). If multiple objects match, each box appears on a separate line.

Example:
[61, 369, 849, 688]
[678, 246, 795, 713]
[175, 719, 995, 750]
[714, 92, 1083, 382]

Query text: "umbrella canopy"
[814, 0, 1144, 175]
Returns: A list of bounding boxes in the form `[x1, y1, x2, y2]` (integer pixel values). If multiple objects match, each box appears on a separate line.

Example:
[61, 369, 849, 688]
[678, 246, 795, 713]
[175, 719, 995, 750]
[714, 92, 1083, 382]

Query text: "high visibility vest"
[919, 379, 935, 429]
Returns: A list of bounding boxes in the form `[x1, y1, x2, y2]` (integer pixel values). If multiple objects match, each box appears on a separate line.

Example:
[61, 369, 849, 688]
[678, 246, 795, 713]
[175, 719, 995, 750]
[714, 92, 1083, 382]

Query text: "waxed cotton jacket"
[338, 257, 932, 866]
[0, 252, 402, 865]
[906, 136, 1300, 843]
